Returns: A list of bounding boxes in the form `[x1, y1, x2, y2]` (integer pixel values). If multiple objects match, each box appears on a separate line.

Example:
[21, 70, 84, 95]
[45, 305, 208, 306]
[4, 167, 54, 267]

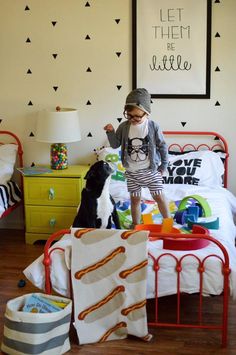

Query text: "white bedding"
[23, 184, 236, 299]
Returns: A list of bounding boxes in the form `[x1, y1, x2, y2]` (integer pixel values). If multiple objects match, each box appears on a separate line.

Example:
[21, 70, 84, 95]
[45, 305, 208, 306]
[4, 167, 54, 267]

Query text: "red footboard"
[147, 232, 230, 348]
[43, 229, 231, 348]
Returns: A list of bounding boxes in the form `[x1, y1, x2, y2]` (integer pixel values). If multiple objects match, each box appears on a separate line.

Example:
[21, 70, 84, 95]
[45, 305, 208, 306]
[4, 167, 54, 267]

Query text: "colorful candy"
[50, 143, 68, 169]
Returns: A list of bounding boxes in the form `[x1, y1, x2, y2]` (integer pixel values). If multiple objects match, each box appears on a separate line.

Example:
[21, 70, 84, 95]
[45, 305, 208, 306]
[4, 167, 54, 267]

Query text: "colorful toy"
[142, 213, 153, 224]
[135, 223, 181, 239]
[177, 195, 212, 217]
[187, 217, 219, 230]
[135, 223, 210, 250]
[161, 217, 174, 233]
[174, 195, 219, 230]
[163, 225, 210, 251]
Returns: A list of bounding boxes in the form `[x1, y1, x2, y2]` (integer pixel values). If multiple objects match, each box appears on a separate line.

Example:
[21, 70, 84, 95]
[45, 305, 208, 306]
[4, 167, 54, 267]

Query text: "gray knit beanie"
[125, 88, 151, 114]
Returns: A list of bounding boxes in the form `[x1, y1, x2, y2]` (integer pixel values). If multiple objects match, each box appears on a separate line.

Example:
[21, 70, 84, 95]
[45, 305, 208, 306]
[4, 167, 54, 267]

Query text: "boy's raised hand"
[104, 124, 114, 132]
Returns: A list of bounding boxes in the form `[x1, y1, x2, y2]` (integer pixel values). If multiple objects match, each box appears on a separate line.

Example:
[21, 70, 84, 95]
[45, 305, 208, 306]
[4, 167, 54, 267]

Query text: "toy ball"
[17, 279, 26, 288]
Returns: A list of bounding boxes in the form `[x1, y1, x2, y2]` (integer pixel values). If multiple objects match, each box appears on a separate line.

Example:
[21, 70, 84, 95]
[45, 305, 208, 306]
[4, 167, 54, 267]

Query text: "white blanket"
[70, 228, 152, 344]
[23, 185, 236, 299]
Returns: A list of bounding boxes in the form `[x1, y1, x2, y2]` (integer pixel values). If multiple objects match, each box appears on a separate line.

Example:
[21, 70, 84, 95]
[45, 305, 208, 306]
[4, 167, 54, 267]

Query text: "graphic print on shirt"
[127, 136, 149, 163]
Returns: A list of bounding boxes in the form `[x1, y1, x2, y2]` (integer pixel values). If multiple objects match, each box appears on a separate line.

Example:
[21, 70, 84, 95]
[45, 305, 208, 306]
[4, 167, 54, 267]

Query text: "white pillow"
[0, 144, 18, 184]
[163, 150, 224, 187]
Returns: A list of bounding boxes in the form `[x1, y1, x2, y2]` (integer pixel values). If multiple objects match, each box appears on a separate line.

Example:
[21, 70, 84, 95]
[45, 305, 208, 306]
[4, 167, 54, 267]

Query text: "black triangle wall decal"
[0, 119, 2, 124]
[27, 69, 32, 74]
[52, 54, 58, 59]
[215, 101, 220, 106]
[117, 85, 122, 90]
[31, 162, 35, 167]
[181, 122, 187, 127]
[117, 118, 122, 122]
[26, 37, 31, 43]
[25, 5, 30, 10]
[53, 86, 58, 91]
[86, 67, 92, 72]
[215, 66, 220, 71]
[214, 136, 219, 140]
[28, 101, 33, 106]
[115, 19, 120, 24]
[116, 52, 121, 57]
[215, 32, 221, 37]
[85, 35, 91, 40]
[29, 132, 34, 137]
[52, 21, 57, 26]
[86, 100, 91, 105]
[87, 132, 92, 137]
[85, 1, 90, 6]
[215, 0, 220, 3]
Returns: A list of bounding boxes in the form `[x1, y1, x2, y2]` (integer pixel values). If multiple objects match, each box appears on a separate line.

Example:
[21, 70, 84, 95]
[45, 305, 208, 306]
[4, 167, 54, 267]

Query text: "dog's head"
[85, 160, 113, 184]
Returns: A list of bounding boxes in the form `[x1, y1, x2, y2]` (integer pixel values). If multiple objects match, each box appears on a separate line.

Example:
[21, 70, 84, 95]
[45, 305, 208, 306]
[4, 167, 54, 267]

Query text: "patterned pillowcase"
[163, 150, 224, 186]
[95, 147, 126, 182]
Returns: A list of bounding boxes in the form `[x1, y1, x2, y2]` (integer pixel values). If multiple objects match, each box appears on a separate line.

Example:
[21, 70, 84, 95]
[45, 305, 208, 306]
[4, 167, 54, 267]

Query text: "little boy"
[104, 88, 170, 226]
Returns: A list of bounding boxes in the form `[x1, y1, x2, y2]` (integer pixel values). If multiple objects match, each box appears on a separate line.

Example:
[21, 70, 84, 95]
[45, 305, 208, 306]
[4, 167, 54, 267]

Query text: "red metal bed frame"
[42, 131, 231, 347]
[0, 130, 24, 218]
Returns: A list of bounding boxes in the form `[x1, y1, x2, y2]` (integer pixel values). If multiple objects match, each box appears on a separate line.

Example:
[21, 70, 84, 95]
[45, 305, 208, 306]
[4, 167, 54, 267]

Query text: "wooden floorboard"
[0, 229, 235, 354]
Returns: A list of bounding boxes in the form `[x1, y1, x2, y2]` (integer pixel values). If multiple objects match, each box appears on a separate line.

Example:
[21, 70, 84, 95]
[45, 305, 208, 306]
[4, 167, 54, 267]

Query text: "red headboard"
[163, 131, 229, 188]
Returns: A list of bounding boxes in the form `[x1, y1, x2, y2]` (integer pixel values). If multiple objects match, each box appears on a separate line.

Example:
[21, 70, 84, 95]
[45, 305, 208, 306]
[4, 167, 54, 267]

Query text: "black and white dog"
[72, 160, 120, 229]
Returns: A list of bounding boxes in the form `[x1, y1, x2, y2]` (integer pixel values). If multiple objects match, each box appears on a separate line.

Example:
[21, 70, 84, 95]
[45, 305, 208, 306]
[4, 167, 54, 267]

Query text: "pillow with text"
[163, 150, 224, 186]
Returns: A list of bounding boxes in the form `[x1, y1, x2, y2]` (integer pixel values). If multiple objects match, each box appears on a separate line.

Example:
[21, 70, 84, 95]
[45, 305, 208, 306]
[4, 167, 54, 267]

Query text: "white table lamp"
[36, 107, 81, 170]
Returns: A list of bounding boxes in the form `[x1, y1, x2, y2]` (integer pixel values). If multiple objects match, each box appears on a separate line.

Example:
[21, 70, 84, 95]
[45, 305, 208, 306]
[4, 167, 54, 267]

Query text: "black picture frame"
[132, 0, 212, 98]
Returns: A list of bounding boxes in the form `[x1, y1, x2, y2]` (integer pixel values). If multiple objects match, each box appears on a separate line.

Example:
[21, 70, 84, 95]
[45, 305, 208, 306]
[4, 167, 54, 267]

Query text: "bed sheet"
[23, 184, 236, 299]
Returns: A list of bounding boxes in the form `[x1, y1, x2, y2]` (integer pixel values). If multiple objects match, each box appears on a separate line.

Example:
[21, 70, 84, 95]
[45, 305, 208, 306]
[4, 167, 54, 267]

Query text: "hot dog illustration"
[78, 285, 125, 323]
[74, 246, 126, 284]
[98, 321, 127, 342]
[121, 299, 146, 321]
[121, 230, 148, 245]
[119, 259, 148, 283]
[74, 228, 116, 244]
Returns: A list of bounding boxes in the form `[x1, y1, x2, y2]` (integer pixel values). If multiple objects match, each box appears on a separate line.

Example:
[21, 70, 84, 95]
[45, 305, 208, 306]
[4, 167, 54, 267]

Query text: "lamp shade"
[36, 108, 81, 143]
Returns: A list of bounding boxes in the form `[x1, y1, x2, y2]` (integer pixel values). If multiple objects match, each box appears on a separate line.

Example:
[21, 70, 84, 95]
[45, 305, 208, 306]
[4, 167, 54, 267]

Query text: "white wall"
[0, 0, 236, 228]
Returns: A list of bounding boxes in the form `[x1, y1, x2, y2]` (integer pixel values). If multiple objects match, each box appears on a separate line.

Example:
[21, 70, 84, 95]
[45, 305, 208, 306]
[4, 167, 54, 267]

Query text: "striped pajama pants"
[125, 169, 163, 197]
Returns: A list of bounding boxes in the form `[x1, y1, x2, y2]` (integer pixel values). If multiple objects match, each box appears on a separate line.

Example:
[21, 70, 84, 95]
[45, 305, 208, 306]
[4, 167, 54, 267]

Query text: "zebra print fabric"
[0, 181, 21, 217]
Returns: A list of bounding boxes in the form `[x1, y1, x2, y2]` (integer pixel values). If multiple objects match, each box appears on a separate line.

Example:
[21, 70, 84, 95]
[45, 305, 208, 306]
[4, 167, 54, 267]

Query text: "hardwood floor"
[0, 229, 236, 354]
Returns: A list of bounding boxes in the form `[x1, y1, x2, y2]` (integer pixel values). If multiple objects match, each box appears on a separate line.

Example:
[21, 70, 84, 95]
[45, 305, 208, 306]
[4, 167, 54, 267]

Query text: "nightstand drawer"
[25, 205, 77, 233]
[24, 177, 81, 206]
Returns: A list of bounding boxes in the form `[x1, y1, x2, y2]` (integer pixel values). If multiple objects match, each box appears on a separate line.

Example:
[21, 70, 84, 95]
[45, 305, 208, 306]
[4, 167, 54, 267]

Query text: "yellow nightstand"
[23, 165, 89, 244]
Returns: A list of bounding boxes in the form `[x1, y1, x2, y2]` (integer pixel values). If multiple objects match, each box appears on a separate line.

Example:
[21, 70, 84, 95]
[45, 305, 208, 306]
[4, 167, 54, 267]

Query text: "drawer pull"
[49, 218, 56, 227]
[48, 188, 55, 200]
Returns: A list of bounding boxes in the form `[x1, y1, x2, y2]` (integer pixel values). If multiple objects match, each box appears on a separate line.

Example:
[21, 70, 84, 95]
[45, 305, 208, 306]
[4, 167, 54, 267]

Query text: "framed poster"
[132, 0, 212, 98]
